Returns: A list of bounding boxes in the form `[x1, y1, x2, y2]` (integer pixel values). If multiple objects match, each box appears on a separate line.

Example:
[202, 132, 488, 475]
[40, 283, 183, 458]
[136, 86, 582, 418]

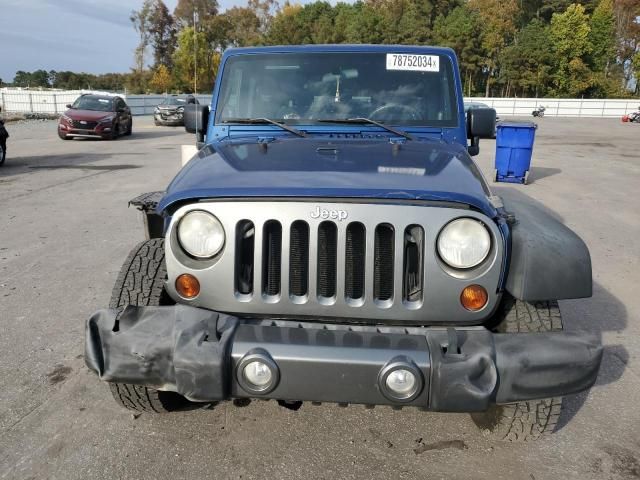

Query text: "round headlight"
[437, 218, 491, 269]
[177, 211, 225, 259]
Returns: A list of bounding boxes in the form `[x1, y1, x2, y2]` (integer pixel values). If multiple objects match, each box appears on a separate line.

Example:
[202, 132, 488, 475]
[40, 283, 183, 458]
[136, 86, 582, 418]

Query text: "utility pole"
[194, 9, 199, 140]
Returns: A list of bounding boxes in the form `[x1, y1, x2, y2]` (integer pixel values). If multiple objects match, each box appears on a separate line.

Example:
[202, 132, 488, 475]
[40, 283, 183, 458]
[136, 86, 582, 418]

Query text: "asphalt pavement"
[0, 116, 639, 480]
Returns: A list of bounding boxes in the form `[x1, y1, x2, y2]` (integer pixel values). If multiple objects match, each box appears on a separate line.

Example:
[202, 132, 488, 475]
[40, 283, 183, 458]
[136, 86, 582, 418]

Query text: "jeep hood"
[159, 137, 496, 217]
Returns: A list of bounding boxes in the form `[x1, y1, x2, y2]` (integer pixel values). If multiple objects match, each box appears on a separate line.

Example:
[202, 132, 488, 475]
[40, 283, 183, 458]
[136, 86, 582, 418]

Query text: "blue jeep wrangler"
[86, 45, 602, 441]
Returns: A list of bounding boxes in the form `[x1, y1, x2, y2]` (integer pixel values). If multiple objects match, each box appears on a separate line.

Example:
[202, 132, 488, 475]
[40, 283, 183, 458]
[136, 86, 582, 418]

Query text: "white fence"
[0, 89, 122, 115]
[1, 88, 638, 118]
[0, 89, 212, 116]
[467, 97, 639, 118]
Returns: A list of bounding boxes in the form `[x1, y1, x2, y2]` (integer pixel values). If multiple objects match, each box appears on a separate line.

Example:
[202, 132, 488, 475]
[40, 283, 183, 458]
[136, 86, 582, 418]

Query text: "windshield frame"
[213, 49, 461, 130]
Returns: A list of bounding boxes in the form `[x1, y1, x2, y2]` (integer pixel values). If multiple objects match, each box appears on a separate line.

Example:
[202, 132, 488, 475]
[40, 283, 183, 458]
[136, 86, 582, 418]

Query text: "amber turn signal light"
[460, 285, 488, 311]
[175, 274, 200, 299]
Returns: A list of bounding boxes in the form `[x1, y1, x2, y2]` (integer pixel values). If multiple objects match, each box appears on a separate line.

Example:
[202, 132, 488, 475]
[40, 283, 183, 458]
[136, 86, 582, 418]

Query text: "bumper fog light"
[378, 357, 423, 402]
[385, 369, 416, 395]
[237, 350, 279, 394]
[244, 361, 272, 387]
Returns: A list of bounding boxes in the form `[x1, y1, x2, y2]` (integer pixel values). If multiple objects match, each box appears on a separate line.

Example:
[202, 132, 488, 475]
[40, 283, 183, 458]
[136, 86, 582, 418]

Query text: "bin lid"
[497, 121, 538, 129]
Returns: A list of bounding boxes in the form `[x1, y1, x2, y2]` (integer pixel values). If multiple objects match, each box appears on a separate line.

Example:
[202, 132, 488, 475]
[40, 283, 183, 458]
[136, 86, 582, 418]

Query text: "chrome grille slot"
[262, 221, 282, 297]
[235, 220, 255, 295]
[289, 221, 309, 297]
[345, 222, 366, 301]
[374, 224, 395, 302]
[317, 221, 337, 299]
[403, 225, 424, 303]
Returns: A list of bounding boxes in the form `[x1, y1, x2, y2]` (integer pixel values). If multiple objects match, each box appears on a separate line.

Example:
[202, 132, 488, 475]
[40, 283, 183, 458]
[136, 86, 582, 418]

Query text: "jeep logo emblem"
[310, 206, 348, 221]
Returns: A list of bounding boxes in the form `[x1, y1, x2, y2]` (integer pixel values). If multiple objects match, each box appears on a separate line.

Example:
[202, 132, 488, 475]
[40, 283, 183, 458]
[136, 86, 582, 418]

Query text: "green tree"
[550, 3, 593, 96]
[172, 26, 219, 92]
[500, 19, 554, 97]
[614, 0, 640, 89]
[588, 0, 615, 73]
[219, 6, 262, 46]
[125, 69, 154, 94]
[433, 5, 484, 95]
[633, 52, 640, 95]
[174, 0, 218, 26]
[149, 0, 177, 69]
[150, 64, 174, 92]
[468, 0, 520, 96]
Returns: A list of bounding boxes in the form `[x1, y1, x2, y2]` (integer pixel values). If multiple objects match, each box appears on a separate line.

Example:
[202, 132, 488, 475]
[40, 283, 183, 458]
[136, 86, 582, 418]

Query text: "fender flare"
[129, 191, 165, 239]
[503, 197, 592, 301]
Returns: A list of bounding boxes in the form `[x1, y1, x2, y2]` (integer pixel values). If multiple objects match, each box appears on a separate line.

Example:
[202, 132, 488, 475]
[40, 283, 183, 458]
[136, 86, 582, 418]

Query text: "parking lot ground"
[0, 116, 639, 480]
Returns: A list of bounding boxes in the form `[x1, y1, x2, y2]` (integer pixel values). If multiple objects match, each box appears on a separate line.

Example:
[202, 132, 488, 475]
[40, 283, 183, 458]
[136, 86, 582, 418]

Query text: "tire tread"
[107, 239, 185, 413]
[471, 295, 564, 441]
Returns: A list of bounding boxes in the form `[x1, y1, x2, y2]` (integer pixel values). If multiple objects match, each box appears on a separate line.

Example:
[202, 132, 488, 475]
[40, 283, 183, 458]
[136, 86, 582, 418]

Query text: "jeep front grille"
[165, 201, 504, 325]
[233, 218, 424, 306]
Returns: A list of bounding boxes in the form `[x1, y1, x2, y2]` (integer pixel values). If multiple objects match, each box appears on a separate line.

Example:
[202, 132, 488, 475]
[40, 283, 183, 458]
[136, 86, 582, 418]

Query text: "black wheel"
[0, 143, 5, 166]
[470, 294, 564, 441]
[108, 239, 192, 413]
[154, 119, 161, 126]
[125, 118, 132, 135]
[58, 130, 70, 140]
[109, 122, 119, 140]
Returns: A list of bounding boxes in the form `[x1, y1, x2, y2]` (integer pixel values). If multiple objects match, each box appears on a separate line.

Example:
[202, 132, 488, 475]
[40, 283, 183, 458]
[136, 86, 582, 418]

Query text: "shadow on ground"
[527, 166, 562, 183]
[0, 153, 143, 177]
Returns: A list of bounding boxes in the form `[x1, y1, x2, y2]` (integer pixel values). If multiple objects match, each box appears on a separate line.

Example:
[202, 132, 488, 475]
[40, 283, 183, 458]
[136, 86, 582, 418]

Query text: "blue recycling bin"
[494, 122, 537, 184]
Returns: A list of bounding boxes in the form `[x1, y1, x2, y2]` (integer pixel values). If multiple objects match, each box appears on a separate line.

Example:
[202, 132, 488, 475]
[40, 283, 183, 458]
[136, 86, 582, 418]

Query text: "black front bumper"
[85, 306, 603, 411]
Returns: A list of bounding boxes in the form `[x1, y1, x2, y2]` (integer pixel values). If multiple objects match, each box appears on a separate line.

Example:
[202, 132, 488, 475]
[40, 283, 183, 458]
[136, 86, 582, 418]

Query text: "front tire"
[470, 295, 564, 441]
[107, 239, 192, 413]
[125, 118, 132, 135]
[0, 143, 5, 166]
[108, 122, 119, 140]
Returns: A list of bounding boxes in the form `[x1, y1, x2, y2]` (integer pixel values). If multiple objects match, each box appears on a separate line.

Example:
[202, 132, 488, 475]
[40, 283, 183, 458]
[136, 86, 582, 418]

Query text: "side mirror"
[66, 104, 72, 109]
[467, 108, 496, 156]
[184, 104, 209, 143]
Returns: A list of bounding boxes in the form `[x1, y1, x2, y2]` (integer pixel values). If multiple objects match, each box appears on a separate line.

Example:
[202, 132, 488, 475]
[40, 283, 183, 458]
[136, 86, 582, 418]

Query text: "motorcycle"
[0, 117, 8, 167]
[532, 106, 546, 118]
[622, 110, 640, 123]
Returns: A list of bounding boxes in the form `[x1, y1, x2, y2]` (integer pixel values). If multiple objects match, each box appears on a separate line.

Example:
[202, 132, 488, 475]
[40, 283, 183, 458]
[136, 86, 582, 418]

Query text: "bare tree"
[130, 0, 154, 72]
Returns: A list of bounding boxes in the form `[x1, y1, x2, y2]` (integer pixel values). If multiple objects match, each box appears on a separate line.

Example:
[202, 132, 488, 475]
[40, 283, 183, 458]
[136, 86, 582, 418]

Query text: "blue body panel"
[158, 138, 496, 217]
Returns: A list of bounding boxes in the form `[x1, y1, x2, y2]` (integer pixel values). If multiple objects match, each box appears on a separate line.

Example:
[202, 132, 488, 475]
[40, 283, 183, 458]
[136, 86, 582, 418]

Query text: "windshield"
[216, 52, 458, 127]
[72, 96, 114, 112]
[162, 97, 187, 106]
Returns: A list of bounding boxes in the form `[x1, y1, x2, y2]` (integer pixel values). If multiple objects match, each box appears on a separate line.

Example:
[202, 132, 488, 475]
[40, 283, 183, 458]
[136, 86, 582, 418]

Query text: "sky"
[0, 0, 340, 83]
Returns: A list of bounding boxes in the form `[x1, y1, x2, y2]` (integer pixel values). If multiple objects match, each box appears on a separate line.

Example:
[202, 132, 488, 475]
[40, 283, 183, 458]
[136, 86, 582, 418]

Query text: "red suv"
[58, 94, 132, 140]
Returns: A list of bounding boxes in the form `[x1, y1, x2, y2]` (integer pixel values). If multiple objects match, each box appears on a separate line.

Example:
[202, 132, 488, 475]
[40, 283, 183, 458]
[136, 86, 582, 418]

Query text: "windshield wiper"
[317, 118, 413, 140]
[221, 117, 306, 138]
